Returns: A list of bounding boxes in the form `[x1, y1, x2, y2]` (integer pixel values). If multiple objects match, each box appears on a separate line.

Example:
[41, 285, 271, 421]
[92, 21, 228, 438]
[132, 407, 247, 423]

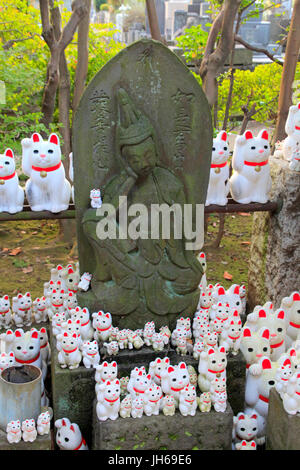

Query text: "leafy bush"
[175, 25, 208, 65]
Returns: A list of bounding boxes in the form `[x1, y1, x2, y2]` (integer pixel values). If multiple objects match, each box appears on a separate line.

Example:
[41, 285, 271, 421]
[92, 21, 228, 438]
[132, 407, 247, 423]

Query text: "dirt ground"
[0, 214, 253, 300]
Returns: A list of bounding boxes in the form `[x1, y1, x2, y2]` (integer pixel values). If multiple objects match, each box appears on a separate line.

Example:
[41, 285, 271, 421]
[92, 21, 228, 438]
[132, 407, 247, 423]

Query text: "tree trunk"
[145, 0, 163, 42]
[199, 0, 241, 107]
[273, 0, 300, 144]
[72, 0, 91, 113]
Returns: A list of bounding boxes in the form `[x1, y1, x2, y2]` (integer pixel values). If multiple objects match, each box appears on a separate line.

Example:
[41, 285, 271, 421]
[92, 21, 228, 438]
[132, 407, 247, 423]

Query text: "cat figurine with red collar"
[0, 351, 15, 372]
[0, 148, 24, 214]
[239, 327, 271, 371]
[244, 356, 278, 444]
[0, 294, 12, 329]
[33, 296, 47, 323]
[92, 310, 112, 342]
[71, 306, 94, 342]
[22, 419, 37, 442]
[95, 361, 118, 388]
[229, 129, 271, 204]
[232, 412, 259, 449]
[103, 341, 119, 356]
[47, 289, 66, 321]
[212, 285, 243, 316]
[282, 103, 300, 161]
[52, 312, 67, 337]
[37, 411, 51, 436]
[152, 332, 165, 352]
[55, 417, 88, 450]
[143, 384, 162, 416]
[179, 384, 197, 416]
[6, 420, 22, 444]
[56, 318, 82, 351]
[205, 131, 230, 206]
[127, 368, 152, 400]
[119, 394, 132, 418]
[282, 371, 300, 415]
[220, 312, 242, 355]
[275, 357, 292, 398]
[149, 357, 170, 386]
[78, 272, 92, 292]
[244, 308, 286, 361]
[64, 292, 78, 315]
[21, 133, 71, 213]
[38, 327, 51, 365]
[65, 265, 80, 294]
[198, 346, 227, 392]
[90, 188, 102, 208]
[280, 291, 300, 348]
[131, 396, 144, 418]
[96, 378, 121, 421]
[210, 376, 227, 412]
[82, 340, 100, 368]
[12, 292, 32, 327]
[161, 362, 190, 406]
[57, 332, 82, 369]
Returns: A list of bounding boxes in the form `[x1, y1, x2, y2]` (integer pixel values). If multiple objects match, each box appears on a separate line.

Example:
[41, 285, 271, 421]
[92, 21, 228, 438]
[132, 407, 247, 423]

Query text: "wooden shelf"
[0, 200, 280, 222]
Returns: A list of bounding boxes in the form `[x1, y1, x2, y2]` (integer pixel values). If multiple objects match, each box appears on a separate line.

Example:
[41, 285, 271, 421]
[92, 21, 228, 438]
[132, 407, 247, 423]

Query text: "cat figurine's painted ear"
[4, 148, 14, 159]
[32, 132, 43, 143]
[48, 133, 59, 146]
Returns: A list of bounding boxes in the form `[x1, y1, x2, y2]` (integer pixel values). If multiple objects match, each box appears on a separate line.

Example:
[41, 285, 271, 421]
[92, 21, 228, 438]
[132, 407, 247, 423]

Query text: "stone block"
[0, 428, 52, 450]
[92, 400, 233, 450]
[266, 388, 300, 450]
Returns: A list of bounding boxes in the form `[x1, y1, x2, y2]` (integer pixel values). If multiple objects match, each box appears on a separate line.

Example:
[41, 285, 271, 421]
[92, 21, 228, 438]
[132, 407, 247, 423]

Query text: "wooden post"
[145, 0, 163, 42]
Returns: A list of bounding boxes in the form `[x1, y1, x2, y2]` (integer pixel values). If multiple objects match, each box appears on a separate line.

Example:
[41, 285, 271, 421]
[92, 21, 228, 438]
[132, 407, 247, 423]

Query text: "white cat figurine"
[0, 351, 15, 372]
[82, 340, 100, 368]
[22, 419, 37, 442]
[6, 420, 22, 444]
[12, 292, 32, 327]
[232, 412, 259, 449]
[205, 131, 230, 206]
[90, 188, 102, 208]
[92, 310, 112, 342]
[229, 129, 271, 204]
[78, 272, 92, 291]
[0, 148, 24, 213]
[179, 384, 197, 416]
[96, 379, 121, 421]
[0, 294, 12, 328]
[57, 332, 82, 369]
[37, 411, 51, 435]
[198, 346, 227, 392]
[161, 362, 190, 406]
[282, 103, 300, 161]
[143, 385, 162, 416]
[21, 133, 71, 212]
[55, 417, 88, 450]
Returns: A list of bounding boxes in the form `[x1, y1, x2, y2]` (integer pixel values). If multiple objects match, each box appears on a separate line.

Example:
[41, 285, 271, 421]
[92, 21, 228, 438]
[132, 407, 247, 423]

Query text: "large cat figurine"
[0, 148, 24, 213]
[21, 133, 71, 212]
[282, 103, 300, 161]
[229, 129, 271, 204]
[205, 131, 230, 206]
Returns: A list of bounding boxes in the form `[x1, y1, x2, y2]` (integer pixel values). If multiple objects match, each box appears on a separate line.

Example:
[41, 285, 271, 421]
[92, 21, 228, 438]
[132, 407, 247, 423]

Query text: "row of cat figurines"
[0, 133, 101, 214]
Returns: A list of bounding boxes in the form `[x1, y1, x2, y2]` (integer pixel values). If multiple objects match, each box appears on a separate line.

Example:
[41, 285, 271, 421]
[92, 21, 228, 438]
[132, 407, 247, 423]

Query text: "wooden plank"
[0, 205, 76, 221]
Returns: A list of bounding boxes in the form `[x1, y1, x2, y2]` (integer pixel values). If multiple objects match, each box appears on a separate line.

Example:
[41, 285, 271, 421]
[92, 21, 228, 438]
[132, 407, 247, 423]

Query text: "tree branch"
[235, 35, 283, 65]
[3, 34, 39, 50]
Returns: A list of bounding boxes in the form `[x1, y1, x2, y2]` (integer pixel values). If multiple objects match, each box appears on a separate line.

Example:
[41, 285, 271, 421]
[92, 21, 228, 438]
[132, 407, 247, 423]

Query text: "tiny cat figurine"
[212, 285, 243, 316]
[127, 330, 144, 350]
[280, 291, 300, 348]
[92, 310, 113, 342]
[103, 341, 119, 356]
[39, 327, 51, 365]
[64, 291, 78, 315]
[37, 411, 51, 435]
[78, 272, 92, 291]
[205, 131, 230, 206]
[96, 379, 121, 421]
[143, 385, 162, 416]
[56, 318, 82, 351]
[131, 396, 144, 418]
[162, 395, 176, 416]
[12, 292, 32, 327]
[127, 369, 152, 400]
[117, 329, 128, 349]
[119, 394, 132, 418]
[47, 289, 66, 321]
[33, 296, 47, 323]
[235, 440, 257, 450]
[151, 332, 165, 352]
[232, 412, 259, 449]
[229, 129, 271, 204]
[95, 361, 118, 387]
[282, 102, 300, 161]
[52, 312, 67, 337]
[282, 372, 300, 415]
[21, 133, 71, 213]
[0, 148, 24, 214]
[193, 339, 205, 360]
[120, 376, 129, 396]
[65, 265, 80, 294]
[82, 340, 100, 368]
[159, 325, 171, 345]
[0, 351, 15, 371]
[210, 377, 227, 412]
[179, 384, 197, 416]
[72, 306, 94, 342]
[90, 188, 102, 208]
[0, 294, 12, 329]
[149, 357, 170, 386]
[275, 357, 292, 398]
[220, 313, 242, 355]
[6, 420, 22, 444]
[198, 392, 211, 412]
[22, 419, 37, 442]
[55, 417, 88, 450]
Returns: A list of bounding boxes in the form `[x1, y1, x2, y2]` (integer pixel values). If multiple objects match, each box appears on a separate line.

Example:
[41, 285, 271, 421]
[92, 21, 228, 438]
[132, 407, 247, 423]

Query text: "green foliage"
[175, 25, 208, 64]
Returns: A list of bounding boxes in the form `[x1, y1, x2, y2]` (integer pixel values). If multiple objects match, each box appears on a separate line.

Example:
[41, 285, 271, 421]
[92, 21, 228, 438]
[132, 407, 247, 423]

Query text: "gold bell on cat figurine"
[40, 170, 47, 178]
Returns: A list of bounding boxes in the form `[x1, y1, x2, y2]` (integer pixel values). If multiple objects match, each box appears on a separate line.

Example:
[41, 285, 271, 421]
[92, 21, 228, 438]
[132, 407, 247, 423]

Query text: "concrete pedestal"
[0, 428, 52, 450]
[92, 401, 233, 450]
[266, 388, 300, 450]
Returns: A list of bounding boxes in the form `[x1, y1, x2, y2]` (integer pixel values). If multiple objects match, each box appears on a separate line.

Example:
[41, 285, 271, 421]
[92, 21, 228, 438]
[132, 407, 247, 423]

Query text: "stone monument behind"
[73, 39, 212, 329]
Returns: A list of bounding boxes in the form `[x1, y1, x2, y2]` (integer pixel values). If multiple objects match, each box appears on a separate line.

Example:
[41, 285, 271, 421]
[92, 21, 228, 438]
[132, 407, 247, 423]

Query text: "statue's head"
[116, 88, 157, 176]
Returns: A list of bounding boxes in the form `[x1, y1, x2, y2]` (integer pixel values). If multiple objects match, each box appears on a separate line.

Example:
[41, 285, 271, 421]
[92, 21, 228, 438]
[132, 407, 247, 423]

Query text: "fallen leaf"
[223, 271, 233, 280]
[9, 247, 22, 256]
[22, 266, 33, 274]
[237, 212, 251, 217]
[241, 241, 251, 245]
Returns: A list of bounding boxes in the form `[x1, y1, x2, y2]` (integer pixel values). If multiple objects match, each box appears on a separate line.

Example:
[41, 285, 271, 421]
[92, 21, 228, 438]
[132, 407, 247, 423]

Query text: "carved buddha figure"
[82, 88, 203, 328]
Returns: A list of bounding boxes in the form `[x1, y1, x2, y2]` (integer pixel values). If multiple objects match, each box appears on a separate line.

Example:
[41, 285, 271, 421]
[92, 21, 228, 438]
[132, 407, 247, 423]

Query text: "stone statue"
[73, 39, 212, 329]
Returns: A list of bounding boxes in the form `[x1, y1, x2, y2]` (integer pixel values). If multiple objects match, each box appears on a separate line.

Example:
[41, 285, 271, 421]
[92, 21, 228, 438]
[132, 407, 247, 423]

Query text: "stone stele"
[73, 39, 212, 329]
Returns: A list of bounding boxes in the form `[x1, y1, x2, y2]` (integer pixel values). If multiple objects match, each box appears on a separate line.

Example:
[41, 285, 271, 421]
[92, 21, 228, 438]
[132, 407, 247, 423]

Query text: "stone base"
[50, 326, 245, 447]
[0, 429, 52, 450]
[266, 388, 300, 450]
[92, 400, 233, 450]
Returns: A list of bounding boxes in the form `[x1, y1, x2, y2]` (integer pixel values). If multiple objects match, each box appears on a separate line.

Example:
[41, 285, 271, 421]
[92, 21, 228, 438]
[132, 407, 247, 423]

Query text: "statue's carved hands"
[124, 164, 138, 180]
